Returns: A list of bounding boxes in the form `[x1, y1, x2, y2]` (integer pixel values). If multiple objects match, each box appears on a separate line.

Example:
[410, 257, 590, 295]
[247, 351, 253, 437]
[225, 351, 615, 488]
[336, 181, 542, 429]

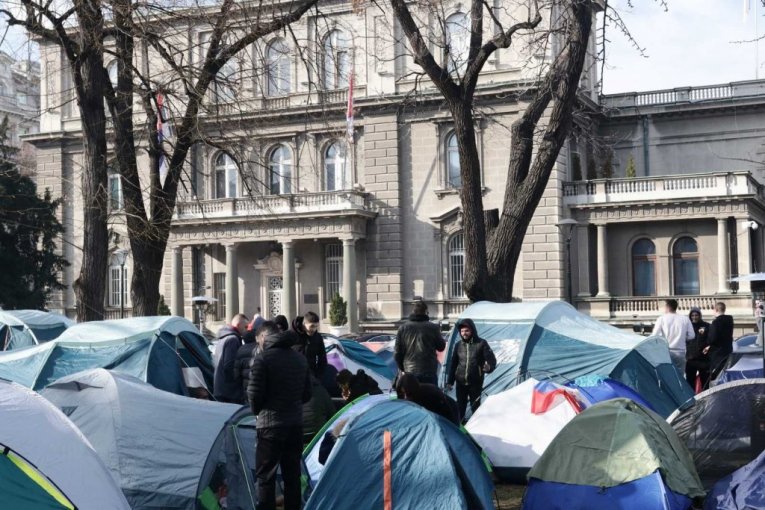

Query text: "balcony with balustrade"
[601, 80, 765, 111]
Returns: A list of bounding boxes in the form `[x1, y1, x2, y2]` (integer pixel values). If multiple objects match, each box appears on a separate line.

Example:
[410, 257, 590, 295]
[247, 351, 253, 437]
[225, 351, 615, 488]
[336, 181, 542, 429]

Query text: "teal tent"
[304, 398, 495, 509]
[0, 316, 213, 395]
[443, 301, 693, 417]
[0, 310, 74, 351]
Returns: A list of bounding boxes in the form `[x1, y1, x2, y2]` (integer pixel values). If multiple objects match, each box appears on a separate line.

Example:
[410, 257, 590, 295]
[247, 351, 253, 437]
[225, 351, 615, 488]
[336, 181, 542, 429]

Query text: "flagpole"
[757, 0, 760, 80]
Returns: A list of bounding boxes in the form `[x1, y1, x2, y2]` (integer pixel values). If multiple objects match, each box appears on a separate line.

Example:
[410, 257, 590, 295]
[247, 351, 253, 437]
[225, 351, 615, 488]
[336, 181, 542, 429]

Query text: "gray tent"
[0, 310, 74, 351]
[41, 369, 257, 510]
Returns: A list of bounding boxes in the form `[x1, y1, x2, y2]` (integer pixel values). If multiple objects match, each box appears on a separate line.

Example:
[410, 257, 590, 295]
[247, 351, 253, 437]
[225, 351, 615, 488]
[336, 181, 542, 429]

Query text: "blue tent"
[569, 375, 656, 411]
[705, 449, 765, 510]
[443, 301, 693, 417]
[0, 316, 213, 395]
[0, 310, 74, 351]
[324, 338, 397, 391]
[304, 398, 495, 510]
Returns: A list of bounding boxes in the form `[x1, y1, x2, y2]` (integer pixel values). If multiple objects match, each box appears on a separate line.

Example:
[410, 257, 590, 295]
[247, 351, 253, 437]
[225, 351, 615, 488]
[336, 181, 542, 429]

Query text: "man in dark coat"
[248, 324, 312, 510]
[302, 375, 335, 443]
[234, 320, 273, 404]
[291, 312, 327, 379]
[685, 307, 710, 391]
[395, 373, 459, 425]
[213, 313, 248, 403]
[704, 301, 735, 383]
[446, 318, 496, 421]
[394, 301, 446, 385]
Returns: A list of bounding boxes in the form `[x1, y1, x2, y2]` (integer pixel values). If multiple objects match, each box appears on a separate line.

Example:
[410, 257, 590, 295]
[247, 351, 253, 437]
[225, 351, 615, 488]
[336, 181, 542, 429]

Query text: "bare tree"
[385, 0, 593, 301]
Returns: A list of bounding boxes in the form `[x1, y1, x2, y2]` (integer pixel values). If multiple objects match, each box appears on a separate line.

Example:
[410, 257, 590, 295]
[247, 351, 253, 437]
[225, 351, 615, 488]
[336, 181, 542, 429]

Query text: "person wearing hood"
[248, 323, 312, 510]
[704, 301, 735, 383]
[291, 312, 327, 379]
[213, 313, 248, 403]
[685, 307, 710, 391]
[394, 301, 446, 385]
[235, 320, 271, 404]
[445, 318, 496, 421]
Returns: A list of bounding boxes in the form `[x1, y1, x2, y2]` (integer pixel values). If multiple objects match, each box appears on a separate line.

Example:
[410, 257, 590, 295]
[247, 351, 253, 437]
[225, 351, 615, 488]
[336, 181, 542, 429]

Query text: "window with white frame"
[108, 172, 123, 211]
[449, 233, 465, 298]
[673, 236, 700, 295]
[214, 152, 238, 199]
[446, 132, 461, 188]
[324, 140, 347, 191]
[266, 38, 291, 97]
[108, 265, 128, 307]
[322, 30, 351, 90]
[445, 12, 470, 77]
[325, 243, 343, 300]
[269, 144, 292, 195]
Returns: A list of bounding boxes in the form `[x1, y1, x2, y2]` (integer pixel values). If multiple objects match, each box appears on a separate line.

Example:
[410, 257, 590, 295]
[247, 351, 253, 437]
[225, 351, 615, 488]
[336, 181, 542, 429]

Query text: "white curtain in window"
[323, 30, 351, 89]
[269, 145, 292, 195]
[214, 152, 238, 199]
[446, 133, 461, 188]
[324, 141, 347, 191]
[266, 38, 291, 97]
[445, 13, 470, 76]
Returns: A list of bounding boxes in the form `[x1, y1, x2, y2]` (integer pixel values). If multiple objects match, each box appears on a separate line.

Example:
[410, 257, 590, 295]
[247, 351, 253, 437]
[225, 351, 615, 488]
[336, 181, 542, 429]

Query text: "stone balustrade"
[601, 80, 765, 109]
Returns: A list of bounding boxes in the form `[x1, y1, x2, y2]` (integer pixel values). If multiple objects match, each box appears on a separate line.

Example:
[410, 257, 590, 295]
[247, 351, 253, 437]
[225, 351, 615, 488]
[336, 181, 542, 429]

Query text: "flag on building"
[156, 91, 172, 184]
[346, 70, 354, 143]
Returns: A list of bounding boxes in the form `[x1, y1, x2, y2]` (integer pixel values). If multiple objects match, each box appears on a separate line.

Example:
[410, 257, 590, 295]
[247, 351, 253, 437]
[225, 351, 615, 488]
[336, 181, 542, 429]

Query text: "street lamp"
[556, 218, 579, 305]
[114, 249, 129, 319]
[191, 296, 217, 337]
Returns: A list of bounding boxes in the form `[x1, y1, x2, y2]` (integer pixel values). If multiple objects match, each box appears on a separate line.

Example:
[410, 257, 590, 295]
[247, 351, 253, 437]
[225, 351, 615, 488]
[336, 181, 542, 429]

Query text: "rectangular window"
[192, 247, 206, 323]
[108, 174, 123, 211]
[325, 244, 343, 300]
[213, 272, 226, 321]
[108, 266, 128, 307]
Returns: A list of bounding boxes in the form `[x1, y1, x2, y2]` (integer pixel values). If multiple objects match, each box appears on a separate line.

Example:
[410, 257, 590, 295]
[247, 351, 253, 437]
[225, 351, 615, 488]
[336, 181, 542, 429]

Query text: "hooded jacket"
[291, 317, 328, 378]
[213, 325, 244, 403]
[234, 335, 260, 402]
[686, 310, 710, 362]
[707, 313, 735, 360]
[447, 318, 497, 386]
[394, 314, 446, 378]
[248, 331, 312, 429]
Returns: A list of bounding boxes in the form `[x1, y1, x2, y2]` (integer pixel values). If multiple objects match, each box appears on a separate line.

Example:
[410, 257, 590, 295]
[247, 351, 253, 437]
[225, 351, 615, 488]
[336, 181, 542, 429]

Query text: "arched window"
[445, 12, 469, 76]
[449, 233, 465, 298]
[322, 30, 351, 90]
[266, 38, 291, 97]
[324, 141, 347, 191]
[214, 59, 238, 103]
[446, 133, 461, 188]
[269, 145, 292, 195]
[107, 60, 118, 88]
[631, 238, 656, 296]
[673, 237, 700, 295]
[214, 152, 238, 199]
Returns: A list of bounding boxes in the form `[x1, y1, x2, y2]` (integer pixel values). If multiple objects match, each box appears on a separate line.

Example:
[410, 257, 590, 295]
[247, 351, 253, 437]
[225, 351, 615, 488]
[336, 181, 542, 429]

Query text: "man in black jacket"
[704, 301, 735, 383]
[248, 324, 312, 510]
[394, 301, 446, 385]
[686, 308, 710, 390]
[213, 313, 248, 403]
[445, 318, 496, 421]
[396, 373, 459, 425]
[234, 321, 273, 404]
[291, 312, 328, 379]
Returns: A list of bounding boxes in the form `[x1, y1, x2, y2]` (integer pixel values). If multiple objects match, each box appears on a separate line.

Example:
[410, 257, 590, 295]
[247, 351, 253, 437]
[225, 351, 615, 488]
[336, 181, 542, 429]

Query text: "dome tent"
[523, 399, 705, 510]
[0, 316, 213, 395]
[0, 378, 130, 510]
[443, 301, 693, 417]
[324, 337, 397, 392]
[41, 369, 257, 510]
[704, 449, 765, 510]
[0, 309, 74, 351]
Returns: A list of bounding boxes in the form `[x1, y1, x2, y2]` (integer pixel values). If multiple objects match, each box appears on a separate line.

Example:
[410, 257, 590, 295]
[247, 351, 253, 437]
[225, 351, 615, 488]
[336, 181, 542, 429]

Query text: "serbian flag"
[346, 70, 354, 142]
[156, 91, 172, 184]
[531, 380, 584, 415]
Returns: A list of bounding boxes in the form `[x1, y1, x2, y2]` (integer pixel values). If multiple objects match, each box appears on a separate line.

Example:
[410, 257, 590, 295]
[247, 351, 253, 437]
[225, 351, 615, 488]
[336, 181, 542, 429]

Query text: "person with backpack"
[445, 318, 496, 421]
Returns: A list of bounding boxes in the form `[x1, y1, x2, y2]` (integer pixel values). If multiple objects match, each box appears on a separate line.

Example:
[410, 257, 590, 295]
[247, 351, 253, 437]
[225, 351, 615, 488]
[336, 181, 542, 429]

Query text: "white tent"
[0, 378, 130, 510]
[465, 378, 579, 482]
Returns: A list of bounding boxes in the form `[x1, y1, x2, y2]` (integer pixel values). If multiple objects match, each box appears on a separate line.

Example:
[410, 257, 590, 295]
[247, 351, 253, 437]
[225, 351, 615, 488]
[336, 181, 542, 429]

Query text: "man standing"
[235, 321, 273, 404]
[248, 323, 312, 510]
[652, 299, 695, 377]
[445, 318, 496, 421]
[213, 313, 248, 403]
[686, 308, 710, 391]
[704, 301, 735, 383]
[395, 301, 446, 385]
[291, 312, 327, 379]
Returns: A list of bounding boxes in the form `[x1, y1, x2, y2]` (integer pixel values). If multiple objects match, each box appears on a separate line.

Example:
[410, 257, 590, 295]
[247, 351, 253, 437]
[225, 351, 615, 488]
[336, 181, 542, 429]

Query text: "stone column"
[738, 220, 753, 293]
[171, 246, 184, 316]
[281, 240, 296, 319]
[576, 224, 591, 297]
[596, 224, 610, 297]
[343, 238, 358, 332]
[224, 243, 238, 319]
[717, 218, 730, 294]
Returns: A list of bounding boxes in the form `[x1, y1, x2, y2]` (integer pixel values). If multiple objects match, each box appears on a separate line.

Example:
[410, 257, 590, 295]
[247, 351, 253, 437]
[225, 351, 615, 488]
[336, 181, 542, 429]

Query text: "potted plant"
[328, 293, 350, 336]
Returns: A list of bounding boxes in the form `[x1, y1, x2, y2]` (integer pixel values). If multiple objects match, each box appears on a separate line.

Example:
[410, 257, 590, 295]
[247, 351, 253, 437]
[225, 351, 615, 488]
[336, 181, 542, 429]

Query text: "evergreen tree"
[625, 155, 637, 178]
[0, 117, 69, 309]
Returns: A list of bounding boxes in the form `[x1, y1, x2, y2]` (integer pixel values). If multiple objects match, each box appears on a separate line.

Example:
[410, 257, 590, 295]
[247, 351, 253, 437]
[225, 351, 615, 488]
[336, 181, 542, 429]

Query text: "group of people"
[653, 299, 734, 390]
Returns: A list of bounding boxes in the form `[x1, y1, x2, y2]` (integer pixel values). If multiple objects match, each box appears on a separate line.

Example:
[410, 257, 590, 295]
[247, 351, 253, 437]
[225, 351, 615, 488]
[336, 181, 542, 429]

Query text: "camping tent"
[324, 337, 397, 391]
[668, 378, 765, 488]
[0, 310, 74, 351]
[704, 449, 765, 510]
[523, 399, 705, 510]
[718, 355, 764, 383]
[443, 301, 693, 417]
[466, 378, 580, 482]
[0, 316, 213, 395]
[41, 369, 257, 510]
[359, 339, 398, 374]
[304, 398, 495, 510]
[0, 378, 130, 510]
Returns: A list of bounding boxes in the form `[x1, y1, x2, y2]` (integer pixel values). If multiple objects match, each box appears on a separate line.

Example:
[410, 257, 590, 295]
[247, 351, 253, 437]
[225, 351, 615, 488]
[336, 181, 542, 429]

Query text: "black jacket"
[447, 318, 496, 386]
[213, 326, 244, 403]
[394, 314, 446, 378]
[707, 314, 735, 360]
[409, 383, 459, 425]
[234, 340, 259, 402]
[302, 377, 336, 440]
[686, 314, 710, 362]
[346, 370, 383, 402]
[248, 331, 312, 429]
[291, 317, 328, 378]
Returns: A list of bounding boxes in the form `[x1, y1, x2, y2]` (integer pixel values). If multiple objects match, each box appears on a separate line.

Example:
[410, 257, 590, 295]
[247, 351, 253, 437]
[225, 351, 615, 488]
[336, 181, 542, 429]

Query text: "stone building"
[0, 51, 39, 169]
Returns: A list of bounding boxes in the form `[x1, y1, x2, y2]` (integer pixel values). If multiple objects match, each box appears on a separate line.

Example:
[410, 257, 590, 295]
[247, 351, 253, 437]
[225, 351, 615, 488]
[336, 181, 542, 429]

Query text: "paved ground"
[495, 483, 524, 510]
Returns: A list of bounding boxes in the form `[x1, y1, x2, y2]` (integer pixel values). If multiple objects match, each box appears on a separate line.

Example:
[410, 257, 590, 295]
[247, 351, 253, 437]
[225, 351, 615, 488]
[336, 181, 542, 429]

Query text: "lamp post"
[556, 218, 579, 305]
[114, 249, 129, 319]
